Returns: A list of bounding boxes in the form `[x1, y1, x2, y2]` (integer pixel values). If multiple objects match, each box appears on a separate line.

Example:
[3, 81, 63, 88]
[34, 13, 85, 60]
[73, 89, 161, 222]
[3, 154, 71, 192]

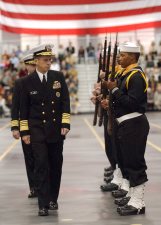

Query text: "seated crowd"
[0, 40, 161, 117]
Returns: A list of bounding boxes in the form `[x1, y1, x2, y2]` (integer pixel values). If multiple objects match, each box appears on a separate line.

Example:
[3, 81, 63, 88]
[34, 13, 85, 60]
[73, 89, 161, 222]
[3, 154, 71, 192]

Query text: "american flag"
[1, 0, 161, 35]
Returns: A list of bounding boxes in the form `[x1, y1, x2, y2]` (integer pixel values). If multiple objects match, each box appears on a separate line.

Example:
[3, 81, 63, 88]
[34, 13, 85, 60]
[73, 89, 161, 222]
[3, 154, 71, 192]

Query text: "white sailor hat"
[32, 44, 54, 57]
[22, 53, 35, 65]
[119, 42, 140, 53]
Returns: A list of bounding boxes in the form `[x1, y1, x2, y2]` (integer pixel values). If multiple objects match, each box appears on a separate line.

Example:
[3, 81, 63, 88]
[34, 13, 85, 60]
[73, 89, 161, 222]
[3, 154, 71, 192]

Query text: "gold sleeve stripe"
[11, 120, 19, 127]
[62, 113, 70, 117]
[62, 118, 70, 124]
[63, 115, 70, 118]
[63, 113, 70, 116]
[62, 113, 70, 124]
[20, 120, 28, 123]
[20, 120, 29, 131]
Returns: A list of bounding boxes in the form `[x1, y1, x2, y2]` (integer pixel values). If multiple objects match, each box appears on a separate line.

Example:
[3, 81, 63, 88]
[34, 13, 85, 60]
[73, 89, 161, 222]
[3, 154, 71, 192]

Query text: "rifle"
[99, 36, 111, 126]
[110, 33, 118, 82]
[93, 52, 102, 126]
[107, 33, 118, 135]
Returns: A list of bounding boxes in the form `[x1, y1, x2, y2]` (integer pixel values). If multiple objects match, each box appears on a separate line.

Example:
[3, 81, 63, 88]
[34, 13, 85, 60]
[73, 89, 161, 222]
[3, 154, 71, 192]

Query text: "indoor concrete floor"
[0, 113, 161, 225]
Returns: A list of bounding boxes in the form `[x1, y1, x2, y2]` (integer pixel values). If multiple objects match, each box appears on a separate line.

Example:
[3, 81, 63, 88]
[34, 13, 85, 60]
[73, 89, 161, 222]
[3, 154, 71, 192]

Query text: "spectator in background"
[158, 41, 161, 56]
[147, 87, 154, 110]
[0, 93, 10, 117]
[10, 53, 20, 70]
[154, 83, 161, 110]
[145, 54, 155, 68]
[25, 45, 30, 52]
[86, 42, 96, 63]
[15, 46, 23, 58]
[0, 83, 5, 96]
[1, 54, 11, 70]
[148, 75, 157, 93]
[50, 57, 60, 71]
[78, 46, 85, 64]
[96, 43, 103, 60]
[58, 44, 65, 65]
[18, 62, 27, 78]
[157, 58, 161, 68]
[68, 64, 79, 114]
[149, 41, 158, 56]
[2, 50, 10, 61]
[65, 53, 77, 70]
[4, 87, 12, 109]
[137, 40, 144, 55]
[2, 69, 12, 86]
[66, 41, 75, 55]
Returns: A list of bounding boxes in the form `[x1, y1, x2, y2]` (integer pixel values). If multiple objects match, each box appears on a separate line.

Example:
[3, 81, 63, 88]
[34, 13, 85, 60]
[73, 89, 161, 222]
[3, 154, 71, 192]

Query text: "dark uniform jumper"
[112, 64, 149, 187]
[20, 70, 70, 209]
[11, 78, 35, 193]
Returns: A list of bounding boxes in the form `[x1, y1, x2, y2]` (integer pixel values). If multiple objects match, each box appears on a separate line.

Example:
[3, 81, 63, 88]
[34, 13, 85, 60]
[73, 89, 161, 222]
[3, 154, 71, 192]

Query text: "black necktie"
[42, 74, 47, 87]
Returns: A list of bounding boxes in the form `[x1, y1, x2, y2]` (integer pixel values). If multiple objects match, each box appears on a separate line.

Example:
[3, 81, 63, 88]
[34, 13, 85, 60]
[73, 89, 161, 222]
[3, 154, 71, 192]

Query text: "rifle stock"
[107, 33, 118, 135]
[98, 36, 111, 126]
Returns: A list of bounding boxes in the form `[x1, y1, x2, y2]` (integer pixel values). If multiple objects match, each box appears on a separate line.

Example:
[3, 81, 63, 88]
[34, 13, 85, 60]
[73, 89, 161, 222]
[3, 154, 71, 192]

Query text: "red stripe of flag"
[1, 0, 134, 5]
[2, 21, 161, 35]
[1, 6, 161, 20]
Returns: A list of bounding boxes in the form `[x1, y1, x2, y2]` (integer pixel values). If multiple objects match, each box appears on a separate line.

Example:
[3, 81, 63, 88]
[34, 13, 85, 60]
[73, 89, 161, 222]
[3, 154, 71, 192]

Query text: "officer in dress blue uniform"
[11, 53, 37, 198]
[19, 44, 70, 216]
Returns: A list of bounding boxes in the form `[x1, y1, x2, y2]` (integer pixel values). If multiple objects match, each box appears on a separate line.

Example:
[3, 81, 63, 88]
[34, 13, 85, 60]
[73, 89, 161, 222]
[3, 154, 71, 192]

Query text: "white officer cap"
[22, 53, 35, 65]
[119, 42, 140, 53]
[32, 44, 54, 57]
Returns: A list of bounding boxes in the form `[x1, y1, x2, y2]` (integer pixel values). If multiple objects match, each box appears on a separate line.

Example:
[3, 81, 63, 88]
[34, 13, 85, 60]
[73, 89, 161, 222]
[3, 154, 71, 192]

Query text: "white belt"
[116, 112, 143, 124]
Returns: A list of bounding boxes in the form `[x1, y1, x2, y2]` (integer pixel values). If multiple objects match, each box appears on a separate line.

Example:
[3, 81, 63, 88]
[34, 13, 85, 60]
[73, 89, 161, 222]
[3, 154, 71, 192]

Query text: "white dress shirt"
[36, 69, 48, 82]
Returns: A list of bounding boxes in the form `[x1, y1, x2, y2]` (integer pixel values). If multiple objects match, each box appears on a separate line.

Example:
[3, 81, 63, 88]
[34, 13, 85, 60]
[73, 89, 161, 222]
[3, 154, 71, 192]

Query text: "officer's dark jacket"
[112, 64, 148, 118]
[20, 70, 70, 143]
[11, 78, 23, 131]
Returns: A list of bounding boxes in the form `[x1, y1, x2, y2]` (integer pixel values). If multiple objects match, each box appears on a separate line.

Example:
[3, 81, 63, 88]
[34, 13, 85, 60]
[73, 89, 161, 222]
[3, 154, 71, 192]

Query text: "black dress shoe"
[112, 189, 128, 198]
[38, 208, 48, 216]
[115, 196, 130, 206]
[28, 190, 38, 198]
[119, 205, 145, 216]
[49, 201, 58, 210]
[117, 197, 131, 213]
[104, 170, 114, 177]
[104, 166, 113, 172]
[104, 175, 113, 183]
[100, 183, 118, 192]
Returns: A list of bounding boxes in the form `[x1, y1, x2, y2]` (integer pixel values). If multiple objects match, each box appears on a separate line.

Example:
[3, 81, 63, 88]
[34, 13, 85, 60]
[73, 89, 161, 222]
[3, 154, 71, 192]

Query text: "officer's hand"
[12, 130, 20, 139]
[103, 80, 117, 91]
[61, 128, 69, 136]
[22, 135, 31, 144]
[101, 99, 109, 110]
